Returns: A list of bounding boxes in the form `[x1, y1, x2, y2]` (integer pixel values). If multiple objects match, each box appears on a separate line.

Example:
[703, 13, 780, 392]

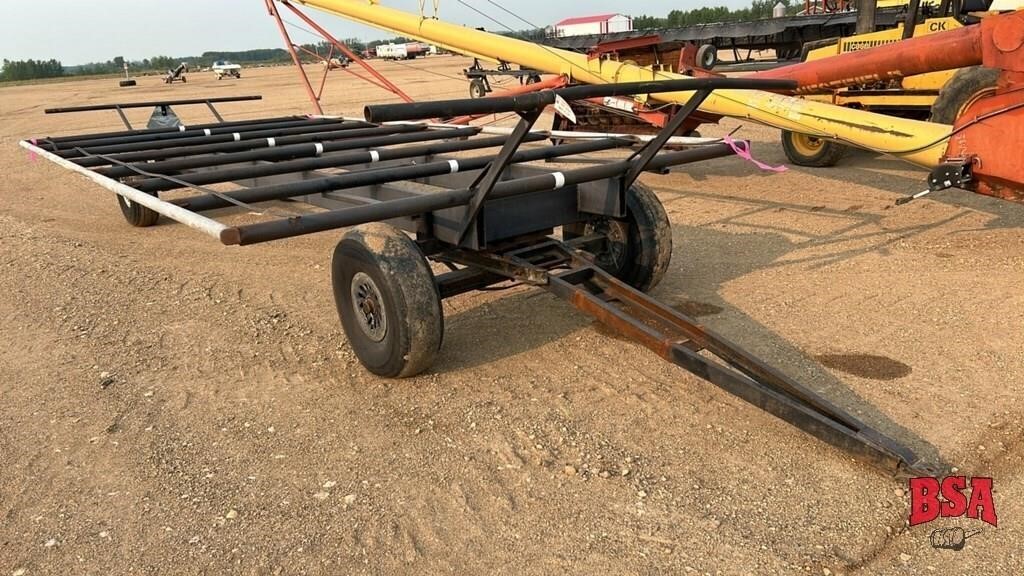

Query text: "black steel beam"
[40, 115, 308, 148]
[129, 127, 488, 193]
[219, 142, 736, 246]
[364, 78, 798, 123]
[55, 120, 370, 159]
[174, 137, 633, 212]
[44, 95, 263, 114]
[92, 124, 427, 176]
[623, 88, 713, 188]
[456, 109, 542, 244]
[51, 118, 353, 152]
[80, 124, 423, 170]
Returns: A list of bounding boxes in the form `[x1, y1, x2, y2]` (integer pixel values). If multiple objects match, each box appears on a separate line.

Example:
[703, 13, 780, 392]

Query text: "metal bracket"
[114, 106, 132, 130]
[456, 108, 542, 244]
[896, 161, 973, 205]
[205, 100, 225, 123]
[622, 89, 714, 189]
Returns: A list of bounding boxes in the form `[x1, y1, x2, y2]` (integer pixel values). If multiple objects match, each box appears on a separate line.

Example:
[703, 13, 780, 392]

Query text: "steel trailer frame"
[44, 95, 265, 130]
[20, 78, 935, 477]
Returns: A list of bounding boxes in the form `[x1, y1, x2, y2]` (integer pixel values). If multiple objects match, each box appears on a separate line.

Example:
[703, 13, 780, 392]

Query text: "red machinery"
[754, 11, 1024, 201]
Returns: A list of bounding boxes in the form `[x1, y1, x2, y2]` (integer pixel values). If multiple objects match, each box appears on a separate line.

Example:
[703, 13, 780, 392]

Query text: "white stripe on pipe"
[314, 143, 324, 156]
[203, 128, 212, 136]
[179, 125, 187, 132]
[369, 150, 380, 162]
[329, 116, 720, 147]
[232, 132, 241, 142]
[448, 159, 459, 173]
[552, 172, 566, 189]
[19, 140, 228, 240]
[266, 137, 276, 147]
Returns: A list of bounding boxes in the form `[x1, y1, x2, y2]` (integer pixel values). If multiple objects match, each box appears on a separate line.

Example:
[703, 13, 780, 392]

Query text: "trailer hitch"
[447, 238, 939, 477]
[897, 161, 973, 205]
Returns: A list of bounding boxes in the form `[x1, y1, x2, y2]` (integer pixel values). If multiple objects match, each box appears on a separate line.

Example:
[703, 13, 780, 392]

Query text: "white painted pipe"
[20, 140, 229, 240]
[309, 115, 720, 146]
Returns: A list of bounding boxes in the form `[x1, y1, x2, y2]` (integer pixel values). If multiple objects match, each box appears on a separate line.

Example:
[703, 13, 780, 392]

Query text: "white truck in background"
[211, 60, 242, 79]
[375, 44, 409, 60]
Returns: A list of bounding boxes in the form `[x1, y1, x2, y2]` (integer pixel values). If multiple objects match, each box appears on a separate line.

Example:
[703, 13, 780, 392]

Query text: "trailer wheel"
[116, 189, 160, 227]
[469, 79, 487, 99]
[568, 183, 672, 292]
[696, 44, 718, 69]
[332, 223, 443, 378]
[929, 66, 999, 125]
[780, 130, 846, 167]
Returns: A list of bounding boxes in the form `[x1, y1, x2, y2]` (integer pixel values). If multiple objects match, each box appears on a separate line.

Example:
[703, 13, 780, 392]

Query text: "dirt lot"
[2, 57, 1023, 575]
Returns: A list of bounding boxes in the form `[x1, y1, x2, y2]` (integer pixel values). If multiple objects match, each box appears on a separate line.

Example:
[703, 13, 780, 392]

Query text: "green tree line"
[0, 59, 65, 81]
[0, 44, 370, 82]
[634, 0, 802, 29]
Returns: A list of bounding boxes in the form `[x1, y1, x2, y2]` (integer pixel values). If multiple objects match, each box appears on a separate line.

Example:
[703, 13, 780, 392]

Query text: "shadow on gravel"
[665, 148, 1024, 230]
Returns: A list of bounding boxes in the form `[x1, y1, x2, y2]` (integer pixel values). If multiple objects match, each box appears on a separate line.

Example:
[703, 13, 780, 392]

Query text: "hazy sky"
[0, 0, 749, 65]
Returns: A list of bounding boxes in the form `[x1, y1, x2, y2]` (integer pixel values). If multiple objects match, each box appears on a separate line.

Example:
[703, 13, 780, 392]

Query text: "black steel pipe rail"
[40, 115, 308, 148]
[174, 137, 634, 212]
[130, 127, 488, 193]
[55, 120, 372, 159]
[51, 118, 353, 152]
[78, 124, 422, 170]
[44, 95, 263, 114]
[220, 142, 736, 246]
[54, 119, 368, 157]
[365, 78, 799, 123]
[92, 124, 428, 176]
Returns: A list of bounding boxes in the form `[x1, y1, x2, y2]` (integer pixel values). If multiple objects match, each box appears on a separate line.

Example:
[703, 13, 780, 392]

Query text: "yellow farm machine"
[283, 0, 1024, 203]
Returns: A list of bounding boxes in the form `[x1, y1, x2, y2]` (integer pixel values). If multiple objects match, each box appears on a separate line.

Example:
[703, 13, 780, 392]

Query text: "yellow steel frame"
[292, 0, 953, 168]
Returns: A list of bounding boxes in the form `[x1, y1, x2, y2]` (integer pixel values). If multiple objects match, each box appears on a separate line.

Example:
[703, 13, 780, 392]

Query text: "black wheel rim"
[585, 218, 629, 272]
[350, 272, 388, 342]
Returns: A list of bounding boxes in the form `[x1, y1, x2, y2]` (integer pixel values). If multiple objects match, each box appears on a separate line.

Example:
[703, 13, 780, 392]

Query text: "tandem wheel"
[116, 177, 160, 227]
[565, 183, 673, 293]
[332, 223, 444, 378]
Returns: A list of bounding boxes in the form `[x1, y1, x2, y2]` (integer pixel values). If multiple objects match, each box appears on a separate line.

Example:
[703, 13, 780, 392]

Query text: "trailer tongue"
[21, 79, 937, 476]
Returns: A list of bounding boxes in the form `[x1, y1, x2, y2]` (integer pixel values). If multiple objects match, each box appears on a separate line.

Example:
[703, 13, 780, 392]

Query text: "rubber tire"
[119, 79, 136, 87]
[929, 66, 999, 125]
[116, 187, 160, 227]
[332, 223, 443, 378]
[780, 130, 847, 167]
[567, 183, 672, 293]
[469, 79, 487, 99]
[696, 44, 718, 69]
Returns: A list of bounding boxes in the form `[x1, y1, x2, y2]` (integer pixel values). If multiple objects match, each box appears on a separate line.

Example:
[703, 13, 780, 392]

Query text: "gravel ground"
[1, 57, 1023, 575]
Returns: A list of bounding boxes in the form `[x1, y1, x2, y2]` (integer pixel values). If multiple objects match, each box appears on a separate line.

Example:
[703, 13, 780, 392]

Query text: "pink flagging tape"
[28, 139, 38, 161]
[723, 134, 786, 173]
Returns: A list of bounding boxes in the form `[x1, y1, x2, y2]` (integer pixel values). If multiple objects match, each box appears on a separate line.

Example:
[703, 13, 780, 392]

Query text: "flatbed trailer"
[20, 78, 937, 477]
[542, 7, 908, 62]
